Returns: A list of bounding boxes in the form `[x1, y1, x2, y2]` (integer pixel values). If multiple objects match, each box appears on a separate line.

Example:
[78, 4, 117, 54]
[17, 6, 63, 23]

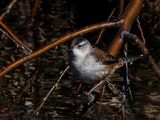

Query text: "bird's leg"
[106, 79, 130, 120]
[87, 80, 105, 96]
[98, 85, 105, 114]
[106, 79, 120, 95]
[123, 43, 133, 100]
[76, 80, 83, 94]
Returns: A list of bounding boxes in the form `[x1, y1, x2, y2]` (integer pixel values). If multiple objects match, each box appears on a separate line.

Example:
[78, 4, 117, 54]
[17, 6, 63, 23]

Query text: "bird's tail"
[119, 54, 144, 64]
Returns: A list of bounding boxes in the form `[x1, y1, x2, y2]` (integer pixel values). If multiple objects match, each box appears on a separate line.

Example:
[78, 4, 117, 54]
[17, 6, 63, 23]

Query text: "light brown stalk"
[108, 0, 145, 56]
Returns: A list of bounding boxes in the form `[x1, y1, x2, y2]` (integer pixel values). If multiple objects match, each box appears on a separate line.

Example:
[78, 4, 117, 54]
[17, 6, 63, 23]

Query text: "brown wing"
[92, 47, 119, 64]
[91, 47, 106, 61]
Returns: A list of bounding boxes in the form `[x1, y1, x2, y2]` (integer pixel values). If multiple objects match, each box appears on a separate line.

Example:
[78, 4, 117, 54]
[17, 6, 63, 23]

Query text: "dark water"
[1, 44, 160, 120]
[31, 56, 160, 120]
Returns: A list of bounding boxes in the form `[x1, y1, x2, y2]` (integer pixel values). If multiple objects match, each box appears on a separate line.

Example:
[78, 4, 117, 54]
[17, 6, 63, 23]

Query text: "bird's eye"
[76, 41, 87, 48]
[77, 44, 82, 48]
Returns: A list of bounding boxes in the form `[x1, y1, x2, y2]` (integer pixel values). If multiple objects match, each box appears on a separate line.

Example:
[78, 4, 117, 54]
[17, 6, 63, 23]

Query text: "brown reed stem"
[108, 0, 145, 56]
[0, 20, 123, 79]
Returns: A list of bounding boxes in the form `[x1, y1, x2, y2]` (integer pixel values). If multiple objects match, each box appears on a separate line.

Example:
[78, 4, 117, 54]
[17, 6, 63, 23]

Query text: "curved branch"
[121, 31, 160, 79]
[0, 20, 123, 78]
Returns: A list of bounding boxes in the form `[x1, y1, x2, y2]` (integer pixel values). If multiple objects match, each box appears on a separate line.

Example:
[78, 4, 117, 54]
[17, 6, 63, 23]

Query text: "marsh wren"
[69, 37, 143, 84]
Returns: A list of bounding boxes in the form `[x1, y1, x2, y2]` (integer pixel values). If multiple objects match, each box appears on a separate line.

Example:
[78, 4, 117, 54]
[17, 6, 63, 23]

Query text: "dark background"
[0, 0, 160, 119]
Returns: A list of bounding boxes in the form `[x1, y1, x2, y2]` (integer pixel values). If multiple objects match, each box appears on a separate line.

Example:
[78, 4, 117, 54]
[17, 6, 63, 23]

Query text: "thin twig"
[0, 27, 28, 52]
[95, 8, 115, 45]
[0, 20, 32, 54]
[106, 80, 119, 95]
[87, 80, 104, 95]
[153, 22, 160, 33]
[34, 66, 69, 115]
[76, 81, 82, 94]
[0, 0, 17, 20]
[31, 0, 40, 22]
[119, 0, 124, 17]
[136, 17, 146, 44]
[0, 28, 15, 42]
[121, 31, 160, 79]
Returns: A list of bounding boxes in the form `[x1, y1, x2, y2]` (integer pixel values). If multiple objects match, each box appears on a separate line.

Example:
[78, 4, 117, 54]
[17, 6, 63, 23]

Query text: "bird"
[69, 37, 143, 85]
[69, 37, 144, 113]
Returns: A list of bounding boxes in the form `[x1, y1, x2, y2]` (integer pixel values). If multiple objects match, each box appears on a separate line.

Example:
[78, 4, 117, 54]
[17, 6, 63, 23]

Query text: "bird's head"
[71, 37, 92, 57]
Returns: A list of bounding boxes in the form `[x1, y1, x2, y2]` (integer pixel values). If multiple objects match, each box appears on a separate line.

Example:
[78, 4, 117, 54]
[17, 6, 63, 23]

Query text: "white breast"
[73, 54, 106, 81]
